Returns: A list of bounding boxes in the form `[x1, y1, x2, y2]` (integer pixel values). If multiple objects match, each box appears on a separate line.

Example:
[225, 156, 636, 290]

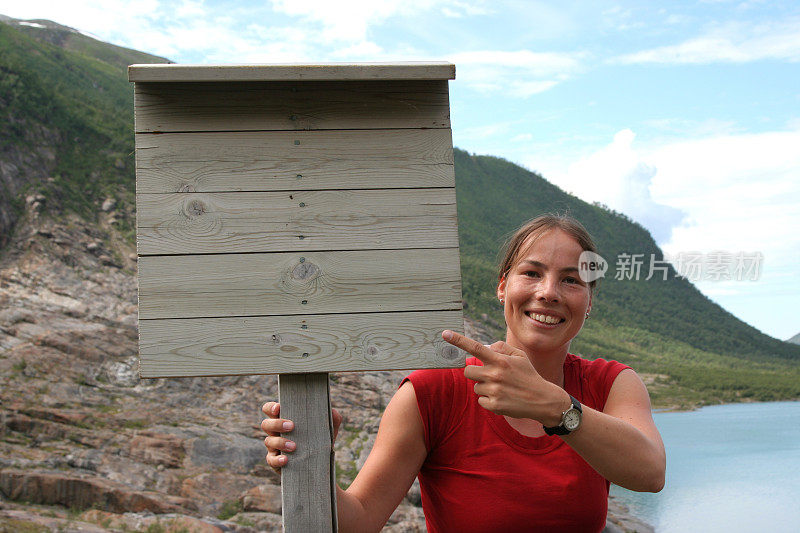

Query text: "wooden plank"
[138, 310, 465, 377]
[134, 129, 455, 193]
[137, 248, 462, 320]
[136, 188, 458, 255]
[133, 80, 450, 132]
[279, 373, 336, 532]
[129, 62, 455, 82]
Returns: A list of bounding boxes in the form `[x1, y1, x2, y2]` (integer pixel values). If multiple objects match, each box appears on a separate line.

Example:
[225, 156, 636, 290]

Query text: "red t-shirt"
[403, 353, 630, 533]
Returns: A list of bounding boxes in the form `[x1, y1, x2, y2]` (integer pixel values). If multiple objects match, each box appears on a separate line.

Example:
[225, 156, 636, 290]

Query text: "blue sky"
[2, 0, 799, 340]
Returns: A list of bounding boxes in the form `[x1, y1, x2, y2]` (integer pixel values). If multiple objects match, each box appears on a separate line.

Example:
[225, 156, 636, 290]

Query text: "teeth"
[531, 313, 561, 325]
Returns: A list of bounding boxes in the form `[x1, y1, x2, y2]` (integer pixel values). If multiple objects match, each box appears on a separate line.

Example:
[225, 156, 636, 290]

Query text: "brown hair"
[498, 214, 599, 291]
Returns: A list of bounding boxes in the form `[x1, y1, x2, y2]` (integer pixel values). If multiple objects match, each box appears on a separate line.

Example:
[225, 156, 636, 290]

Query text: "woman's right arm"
[262, 381, 428, 533]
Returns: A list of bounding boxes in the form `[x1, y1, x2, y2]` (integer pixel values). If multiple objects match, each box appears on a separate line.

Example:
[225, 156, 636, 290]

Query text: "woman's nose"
[536, 275, 560, 302]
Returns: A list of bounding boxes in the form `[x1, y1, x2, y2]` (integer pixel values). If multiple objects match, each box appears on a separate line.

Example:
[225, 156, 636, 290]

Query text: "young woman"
[262, 215, 665, 532]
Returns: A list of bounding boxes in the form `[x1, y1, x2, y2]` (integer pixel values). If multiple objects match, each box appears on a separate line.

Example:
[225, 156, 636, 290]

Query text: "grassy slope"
[0, 18, 167, 238]
[455, 149, 800, 408]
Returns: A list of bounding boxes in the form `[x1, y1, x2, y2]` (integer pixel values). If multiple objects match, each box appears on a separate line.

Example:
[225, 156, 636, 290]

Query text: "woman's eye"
[524, 271, 540, 278]
[563, 276, 578, 284]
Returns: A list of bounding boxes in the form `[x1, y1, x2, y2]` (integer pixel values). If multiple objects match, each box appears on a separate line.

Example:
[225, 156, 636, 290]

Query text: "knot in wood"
[186, 200, 205, 217]
[270, 334, 282, 345]
[292, 262, 319, 281]
[177, 183, 196, 193]
[441, 345, 459, 360]
[362, 340, 384, 362]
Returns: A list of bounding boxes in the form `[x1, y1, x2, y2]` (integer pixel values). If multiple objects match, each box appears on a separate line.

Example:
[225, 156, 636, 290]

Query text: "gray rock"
[184, 429, 265, 475]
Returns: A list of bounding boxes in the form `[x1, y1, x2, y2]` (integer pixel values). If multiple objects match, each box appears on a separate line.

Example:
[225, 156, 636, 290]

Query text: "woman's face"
[497, 228, 592, 358]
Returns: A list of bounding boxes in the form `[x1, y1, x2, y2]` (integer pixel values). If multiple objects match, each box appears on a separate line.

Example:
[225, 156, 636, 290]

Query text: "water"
[610, 401, 800, 532]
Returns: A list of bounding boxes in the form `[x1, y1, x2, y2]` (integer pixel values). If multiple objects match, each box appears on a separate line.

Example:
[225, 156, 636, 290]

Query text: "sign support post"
[279, 373, 337, 532]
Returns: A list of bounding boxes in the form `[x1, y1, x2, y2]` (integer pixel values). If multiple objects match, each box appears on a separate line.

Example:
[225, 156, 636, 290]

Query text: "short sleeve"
[587, 358, 631, 412]
[567, 354, 631, 412]
[401, 368, 459, 452]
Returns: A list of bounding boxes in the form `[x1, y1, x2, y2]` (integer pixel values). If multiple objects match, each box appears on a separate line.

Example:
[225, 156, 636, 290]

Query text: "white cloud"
[615, 18, 800, 64]
[447, 49, 584, 97]
[642, 118, 742, 138]
[461, 122, 513, 139]
[0, 0, 492, 64]
[540, 126, 800, 340]
[175, 0, 205, 18]
[648, 128, 800, 271]
[550, 129, 686, 243]
[269, 0, 487, 43]
[547, 127, 800, 271]
[1, 0, 580, 90]
[448, 49, 582, 76]
[507, 80, 559, 97]
[441, 0, 490, 18]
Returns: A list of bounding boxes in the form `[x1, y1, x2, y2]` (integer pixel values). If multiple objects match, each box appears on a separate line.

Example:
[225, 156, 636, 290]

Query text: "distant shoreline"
[653, 397, 800, 413]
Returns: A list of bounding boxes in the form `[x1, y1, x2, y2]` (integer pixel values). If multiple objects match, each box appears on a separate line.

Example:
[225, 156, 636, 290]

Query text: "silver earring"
[585, 312, 590, 319]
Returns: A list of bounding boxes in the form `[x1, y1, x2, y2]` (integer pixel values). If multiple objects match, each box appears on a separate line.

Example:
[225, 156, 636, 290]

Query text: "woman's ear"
[497, 274, 507, 303]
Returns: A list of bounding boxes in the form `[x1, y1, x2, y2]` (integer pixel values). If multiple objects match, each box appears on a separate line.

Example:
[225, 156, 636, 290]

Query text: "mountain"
[2, 13, 798, 406]
[0, 15, 168, 248]
[0, 14, 796, 531]
[788, 332, 800, 345]
[454, 151, 800, 406]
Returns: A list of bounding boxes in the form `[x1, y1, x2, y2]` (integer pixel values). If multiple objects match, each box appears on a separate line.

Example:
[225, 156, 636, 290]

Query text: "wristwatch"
[543, 395, 582, 436]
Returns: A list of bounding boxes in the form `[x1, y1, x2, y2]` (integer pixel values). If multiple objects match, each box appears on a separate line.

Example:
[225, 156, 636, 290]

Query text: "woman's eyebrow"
[520, 260, 579, 274]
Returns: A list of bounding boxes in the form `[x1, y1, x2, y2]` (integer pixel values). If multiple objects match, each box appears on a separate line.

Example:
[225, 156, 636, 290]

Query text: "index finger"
[442, 330, 500, 363]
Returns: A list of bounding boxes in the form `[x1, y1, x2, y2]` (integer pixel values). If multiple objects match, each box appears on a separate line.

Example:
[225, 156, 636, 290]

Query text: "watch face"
[563, 408, 581, 431]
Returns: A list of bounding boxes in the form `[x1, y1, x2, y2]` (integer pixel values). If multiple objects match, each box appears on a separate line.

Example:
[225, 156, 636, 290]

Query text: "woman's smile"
[525, 310, 565, 327]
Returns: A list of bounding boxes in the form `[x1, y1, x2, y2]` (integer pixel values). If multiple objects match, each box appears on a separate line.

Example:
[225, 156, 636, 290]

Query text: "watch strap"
[543, 394, 582, 436]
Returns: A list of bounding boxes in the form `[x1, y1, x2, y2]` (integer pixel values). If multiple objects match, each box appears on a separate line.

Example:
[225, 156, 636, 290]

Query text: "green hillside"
[0, 16, 167, 243]
[455, 150, 800, 407]
[2, 16, 798, 409]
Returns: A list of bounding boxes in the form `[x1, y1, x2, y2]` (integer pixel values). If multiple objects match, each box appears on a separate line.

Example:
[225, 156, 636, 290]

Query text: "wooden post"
[129, 63, 464, 533]
[279, 373, 337, 532]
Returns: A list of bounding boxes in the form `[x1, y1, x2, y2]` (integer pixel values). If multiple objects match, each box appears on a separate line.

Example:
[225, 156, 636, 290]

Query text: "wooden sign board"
[130, 63, 464, 532]
[129, 63, 465, 378]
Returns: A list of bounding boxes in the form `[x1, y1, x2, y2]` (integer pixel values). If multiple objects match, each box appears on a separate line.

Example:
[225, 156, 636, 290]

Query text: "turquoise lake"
[610, 401, 800, 532]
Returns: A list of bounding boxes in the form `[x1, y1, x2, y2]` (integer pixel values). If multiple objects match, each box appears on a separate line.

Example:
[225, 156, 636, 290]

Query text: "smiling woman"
[496, 216, 597, 365]
[263, 214, 666, 533]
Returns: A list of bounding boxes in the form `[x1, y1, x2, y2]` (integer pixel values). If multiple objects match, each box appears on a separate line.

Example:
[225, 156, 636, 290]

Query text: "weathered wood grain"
[138, 310, 465, 377]
[134, 129, 455, 193]
[279, 373, 336, 532]
[133, 80, 451, 133]
[129, 62, 454, 82]
[137, 248, 463, 320]
[136, 188, 458, 255]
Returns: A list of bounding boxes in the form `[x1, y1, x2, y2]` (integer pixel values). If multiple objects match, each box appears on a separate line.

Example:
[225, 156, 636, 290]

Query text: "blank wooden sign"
[128, 62, 465, 378]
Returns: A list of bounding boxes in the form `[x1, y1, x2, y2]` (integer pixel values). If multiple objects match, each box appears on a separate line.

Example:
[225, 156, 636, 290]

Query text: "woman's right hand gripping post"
[261, 401, 342, 473]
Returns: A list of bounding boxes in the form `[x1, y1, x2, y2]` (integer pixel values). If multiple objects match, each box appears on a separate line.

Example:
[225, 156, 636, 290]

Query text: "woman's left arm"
[561, 368, 666, 492]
